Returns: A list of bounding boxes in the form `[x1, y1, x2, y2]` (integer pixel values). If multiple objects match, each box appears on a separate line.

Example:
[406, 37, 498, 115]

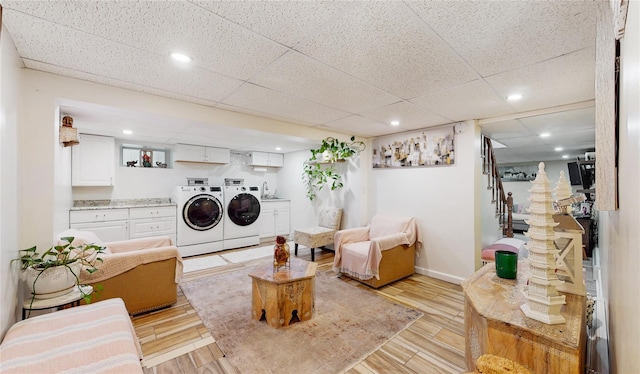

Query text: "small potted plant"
[15, 237, 106, 307]
[303, 136, 365, 201]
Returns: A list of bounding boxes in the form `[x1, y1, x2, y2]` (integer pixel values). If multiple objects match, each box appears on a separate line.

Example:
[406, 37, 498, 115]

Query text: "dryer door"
[227, 193, 261, 226]
[183, 194, 223, 231]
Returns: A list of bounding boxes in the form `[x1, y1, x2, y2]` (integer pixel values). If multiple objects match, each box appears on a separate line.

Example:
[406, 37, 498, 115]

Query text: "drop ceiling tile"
[498, 135, 546, 148]
[296, 1, 478, 99]
[554, 141, 596, 153]
[493, 148, 538, 164]
[213, 103, 316, 127]
[358, 101, 451, 132]
[192, 0, 357, 48]
[322, 115, 392, 138]
[10, 11, 244, 102]
[481, 119, 533, 140]
[3, 2, 288, 80]
[222, 83, 350, 125]
[25, 55, 241, 105]
[485, 48, 596, 112]
[539, 128, 596, 145]
[410, 79, 516, 121]
[520, 107, 595, 133]
[407, 1, 597, 76]
[250, 51, 400, 114]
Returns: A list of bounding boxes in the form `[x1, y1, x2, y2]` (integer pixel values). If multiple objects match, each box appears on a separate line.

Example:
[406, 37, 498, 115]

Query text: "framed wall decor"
[372, 124, 456, 168]
[498, 164, 538, 181]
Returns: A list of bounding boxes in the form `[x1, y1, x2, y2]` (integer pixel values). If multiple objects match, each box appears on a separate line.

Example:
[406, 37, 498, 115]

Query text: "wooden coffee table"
[248, 258, 317, 328]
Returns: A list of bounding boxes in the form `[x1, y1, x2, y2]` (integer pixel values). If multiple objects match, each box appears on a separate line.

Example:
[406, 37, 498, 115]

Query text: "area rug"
[180, 267, 422, 374]
[182, 255, 228, 273]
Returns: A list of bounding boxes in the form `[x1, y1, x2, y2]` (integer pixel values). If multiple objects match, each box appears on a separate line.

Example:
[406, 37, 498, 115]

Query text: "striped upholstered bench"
[0, 298, 142, 373]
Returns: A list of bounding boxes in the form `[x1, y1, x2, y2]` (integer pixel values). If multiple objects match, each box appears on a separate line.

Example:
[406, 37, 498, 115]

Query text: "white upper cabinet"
[250, 152, 284, 167]
[72, 134, 115, 186]
[174, 144, 230, 164]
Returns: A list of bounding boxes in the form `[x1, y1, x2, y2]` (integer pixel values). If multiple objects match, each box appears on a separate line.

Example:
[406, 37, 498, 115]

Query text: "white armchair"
[333, 215, 420, 288]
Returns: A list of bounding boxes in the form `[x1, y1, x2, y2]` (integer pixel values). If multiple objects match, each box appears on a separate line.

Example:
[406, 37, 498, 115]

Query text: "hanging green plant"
[303, 136, 365, 201]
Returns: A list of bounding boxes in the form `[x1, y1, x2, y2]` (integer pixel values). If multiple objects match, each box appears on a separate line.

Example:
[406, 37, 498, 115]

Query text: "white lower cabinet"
[70, 206, 176, 243]
[129, 206, 176, 243]
[70, 209, 129, 242]
[260, 201, 290, 238]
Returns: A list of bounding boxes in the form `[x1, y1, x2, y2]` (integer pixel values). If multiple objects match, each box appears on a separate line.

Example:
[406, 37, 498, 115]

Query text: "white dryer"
[223, 179, 261, 250]
[173, 185, 224, 257]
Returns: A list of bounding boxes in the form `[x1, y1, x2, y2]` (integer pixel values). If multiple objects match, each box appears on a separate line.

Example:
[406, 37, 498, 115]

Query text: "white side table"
[22, 285, 93, 319]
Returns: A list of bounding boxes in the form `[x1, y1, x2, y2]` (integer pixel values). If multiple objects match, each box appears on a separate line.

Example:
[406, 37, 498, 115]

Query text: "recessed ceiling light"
[390, 121, 400, 126]
[507, 94, 523, 101]
[539, 132, 551, 138]
[275, 147, 281, 151]
[170, 52, 192, 63]
[122, 130, 133, 135]
[562, 154, 569, 159]
[555, 147, 563, 151]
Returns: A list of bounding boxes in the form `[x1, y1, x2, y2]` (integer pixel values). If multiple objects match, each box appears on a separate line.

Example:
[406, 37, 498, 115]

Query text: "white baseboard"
[415, 266, 465, 285]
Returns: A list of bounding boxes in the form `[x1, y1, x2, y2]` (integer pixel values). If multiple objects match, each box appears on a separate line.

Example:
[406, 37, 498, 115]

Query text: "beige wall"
[598, 1, 640, 372]
[370, 120, 480, 283]
[0, 25, 23, 339]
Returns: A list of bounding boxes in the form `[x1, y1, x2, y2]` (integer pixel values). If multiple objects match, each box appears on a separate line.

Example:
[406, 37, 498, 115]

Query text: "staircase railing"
[482, 135, 514, 238]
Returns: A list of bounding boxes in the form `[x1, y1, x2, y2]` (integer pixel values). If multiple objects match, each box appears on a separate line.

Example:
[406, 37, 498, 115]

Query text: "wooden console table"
[462, 262, 585, 373]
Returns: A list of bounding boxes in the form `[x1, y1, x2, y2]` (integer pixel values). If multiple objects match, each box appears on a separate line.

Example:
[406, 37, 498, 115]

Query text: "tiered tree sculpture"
[555, 171, 573, 214]
[520, 162, 566, 324]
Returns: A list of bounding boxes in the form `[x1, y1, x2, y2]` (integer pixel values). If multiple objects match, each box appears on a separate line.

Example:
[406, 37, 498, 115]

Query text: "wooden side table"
[462, 262, 585, 373]
[248, 258, 317, 328]
[22, 285, 93, 319]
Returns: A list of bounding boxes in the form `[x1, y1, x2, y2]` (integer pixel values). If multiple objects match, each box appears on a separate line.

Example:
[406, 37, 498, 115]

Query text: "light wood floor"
[132, 246, 466, 374]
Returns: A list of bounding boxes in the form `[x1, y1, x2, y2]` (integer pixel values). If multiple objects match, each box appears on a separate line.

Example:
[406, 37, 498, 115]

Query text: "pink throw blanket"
[81, 236, 183, 284]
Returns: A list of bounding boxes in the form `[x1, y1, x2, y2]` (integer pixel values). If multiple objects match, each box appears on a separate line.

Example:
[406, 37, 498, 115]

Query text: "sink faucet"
[262, 181, 269, 198]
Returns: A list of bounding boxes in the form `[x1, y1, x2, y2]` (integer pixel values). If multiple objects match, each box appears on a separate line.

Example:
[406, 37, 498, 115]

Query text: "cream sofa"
[58, 229, 183, 315]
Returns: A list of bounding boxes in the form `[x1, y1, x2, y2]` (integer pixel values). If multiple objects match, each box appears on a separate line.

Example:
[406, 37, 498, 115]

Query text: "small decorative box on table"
[248, 258, 317, 328]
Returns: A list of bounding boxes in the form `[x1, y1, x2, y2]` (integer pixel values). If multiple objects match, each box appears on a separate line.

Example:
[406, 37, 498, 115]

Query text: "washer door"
[183, 194, 223, 231]
[227, 193, 261, 226]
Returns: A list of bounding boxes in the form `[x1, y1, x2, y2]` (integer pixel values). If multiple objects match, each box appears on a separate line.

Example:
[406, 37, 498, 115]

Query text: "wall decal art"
[372, 123, 456, 168]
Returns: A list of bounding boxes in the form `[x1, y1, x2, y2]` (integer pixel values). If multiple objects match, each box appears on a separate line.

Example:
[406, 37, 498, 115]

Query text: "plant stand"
[22, 285, 93, 319]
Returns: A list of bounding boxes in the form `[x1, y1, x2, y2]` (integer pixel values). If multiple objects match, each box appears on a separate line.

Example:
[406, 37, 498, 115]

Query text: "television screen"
[567, 162, 582, 185]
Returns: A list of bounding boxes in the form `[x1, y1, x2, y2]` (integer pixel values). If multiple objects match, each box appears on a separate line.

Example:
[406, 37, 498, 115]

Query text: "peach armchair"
[332, 215, 420, 288]
[57, 229, 183, 315]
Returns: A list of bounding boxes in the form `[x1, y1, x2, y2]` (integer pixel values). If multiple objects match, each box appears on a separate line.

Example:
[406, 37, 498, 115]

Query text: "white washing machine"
[173, 185, 224, 257]
[223, 178, 261, 250]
